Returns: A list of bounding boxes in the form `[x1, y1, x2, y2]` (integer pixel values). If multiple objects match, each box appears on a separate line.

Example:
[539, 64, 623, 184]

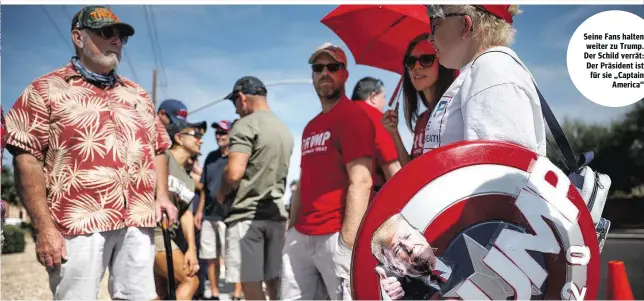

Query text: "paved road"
[597, 235, 644, 299]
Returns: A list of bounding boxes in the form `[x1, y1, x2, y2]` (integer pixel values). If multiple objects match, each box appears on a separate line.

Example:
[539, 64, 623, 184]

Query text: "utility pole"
[152, 69, 158, 106]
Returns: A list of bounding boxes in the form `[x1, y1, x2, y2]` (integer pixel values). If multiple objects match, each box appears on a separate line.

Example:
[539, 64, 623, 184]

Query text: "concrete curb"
[608, 232, 644, 239]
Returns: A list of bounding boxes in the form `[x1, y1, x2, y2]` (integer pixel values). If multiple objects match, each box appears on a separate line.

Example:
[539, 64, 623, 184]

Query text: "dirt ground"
[1, 235, 111, 300]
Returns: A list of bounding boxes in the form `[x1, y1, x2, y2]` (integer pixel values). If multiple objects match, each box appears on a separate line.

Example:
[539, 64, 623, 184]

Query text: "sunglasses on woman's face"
[181, 130, 203, 139]
[404, 54, 437, 70]
[311, 63, 344, 73]
[88, 26, 129, 45]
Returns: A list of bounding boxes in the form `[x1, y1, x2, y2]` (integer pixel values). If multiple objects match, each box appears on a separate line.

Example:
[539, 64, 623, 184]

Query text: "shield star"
[439, 234, 542, 299]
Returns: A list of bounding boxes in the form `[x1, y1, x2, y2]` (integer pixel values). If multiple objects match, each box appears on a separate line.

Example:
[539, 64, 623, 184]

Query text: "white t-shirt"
[422, 46, 547, 156]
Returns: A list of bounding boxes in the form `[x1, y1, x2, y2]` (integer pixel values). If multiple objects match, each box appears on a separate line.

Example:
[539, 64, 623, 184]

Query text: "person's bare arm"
[341, 157, 373, 248]
[195, 189, 206, 229]
[391, 133, 412, 167]
[154, 154, 178, 224]
[180, 210, 197, 251]
[382, 160, 402, 180]
[11, 148, 53, 232]
[197, 189, 206, 214]
[180, 209, 199, 276]
[287, 173, 302, 229]
[155, 154, 169, 198]
[11, 147, 67, 268]
[219, 152, 250, 198]
[194, 179, 204, 191]
[382, 107, 412, 167]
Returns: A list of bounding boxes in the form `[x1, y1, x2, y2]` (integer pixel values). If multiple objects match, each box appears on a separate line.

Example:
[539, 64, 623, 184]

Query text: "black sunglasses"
[312, 63, 345, 73]
[88, 26, 129, 45]
[215, 130, 228, 136]
[404, 54, 437, 69]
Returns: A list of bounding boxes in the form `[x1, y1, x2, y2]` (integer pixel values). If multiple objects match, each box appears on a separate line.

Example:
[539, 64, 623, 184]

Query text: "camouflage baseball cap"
[71, 6, 134, 37]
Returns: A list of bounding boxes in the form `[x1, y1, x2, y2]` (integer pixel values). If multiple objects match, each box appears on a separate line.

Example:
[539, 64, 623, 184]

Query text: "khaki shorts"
[48, 227, 157, 300]
[225, 220, 285, 283]
[199, 220, 225, 259]
[153, 227, 179, 253]
[280, 228, 353, 300]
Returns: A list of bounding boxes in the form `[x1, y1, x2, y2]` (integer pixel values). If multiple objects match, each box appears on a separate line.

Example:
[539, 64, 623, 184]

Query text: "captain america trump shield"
[351, 140, 601, 300]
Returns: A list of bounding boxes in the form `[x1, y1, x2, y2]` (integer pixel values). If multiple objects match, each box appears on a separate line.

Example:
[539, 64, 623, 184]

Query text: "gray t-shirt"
[156, 150, 195, 242]
[224, 110, 293, 224]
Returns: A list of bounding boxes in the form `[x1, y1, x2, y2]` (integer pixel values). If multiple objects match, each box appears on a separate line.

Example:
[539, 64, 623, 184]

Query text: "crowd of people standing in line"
[2, 3, 551, 300]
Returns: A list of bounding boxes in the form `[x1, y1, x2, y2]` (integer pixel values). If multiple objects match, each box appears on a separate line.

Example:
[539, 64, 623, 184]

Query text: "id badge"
[423, 96, 452, 152]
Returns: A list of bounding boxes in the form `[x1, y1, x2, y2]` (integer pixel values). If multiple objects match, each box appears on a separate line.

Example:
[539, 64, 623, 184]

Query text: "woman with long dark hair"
[381, 33, 457, 166]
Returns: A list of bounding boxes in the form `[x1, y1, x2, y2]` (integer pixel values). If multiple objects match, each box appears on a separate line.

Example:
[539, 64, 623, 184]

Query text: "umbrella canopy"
[321, 5, 431, 75]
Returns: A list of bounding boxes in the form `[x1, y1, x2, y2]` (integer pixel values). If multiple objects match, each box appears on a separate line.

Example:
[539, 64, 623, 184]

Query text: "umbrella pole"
[388, 76, 404, 107]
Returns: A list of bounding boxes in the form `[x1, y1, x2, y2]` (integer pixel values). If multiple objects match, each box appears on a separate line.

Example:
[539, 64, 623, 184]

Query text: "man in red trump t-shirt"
[281, 43, 375, 300]
[350, 76, 401, 191]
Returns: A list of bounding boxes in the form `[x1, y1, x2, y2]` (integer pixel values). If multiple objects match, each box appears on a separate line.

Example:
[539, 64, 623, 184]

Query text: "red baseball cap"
[211, 120, 234, 132]
[478, 5, 513, 24]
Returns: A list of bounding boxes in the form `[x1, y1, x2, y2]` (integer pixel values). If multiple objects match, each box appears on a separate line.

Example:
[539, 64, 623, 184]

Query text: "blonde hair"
[442, 5, 522, 48]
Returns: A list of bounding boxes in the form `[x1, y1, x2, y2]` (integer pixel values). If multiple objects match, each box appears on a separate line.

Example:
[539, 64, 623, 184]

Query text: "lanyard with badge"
[423, 81, 461, 153]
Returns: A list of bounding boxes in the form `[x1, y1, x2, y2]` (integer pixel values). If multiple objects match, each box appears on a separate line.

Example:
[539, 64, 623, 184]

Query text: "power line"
[104, 5, 140, 83]
[59, 5, 69, 18]
[189, 79, 313, 114]
[41, 6, 73, 52]
[142, 6, 161, 69]
[148, 6, 168, 88]
[122, 50, 140, 83]
[142, 5, 167, 99]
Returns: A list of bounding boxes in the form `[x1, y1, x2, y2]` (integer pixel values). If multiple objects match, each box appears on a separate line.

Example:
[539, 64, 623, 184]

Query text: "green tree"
[546, 117, 611, 174]
[594, 101, 644, 194]
[1, 164, 20, 205]
[547, 101, 643, 197]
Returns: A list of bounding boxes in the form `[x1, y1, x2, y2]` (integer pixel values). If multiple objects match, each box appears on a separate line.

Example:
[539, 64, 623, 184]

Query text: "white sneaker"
[220, 265, 226, 280]
[204, 280, 212, 298]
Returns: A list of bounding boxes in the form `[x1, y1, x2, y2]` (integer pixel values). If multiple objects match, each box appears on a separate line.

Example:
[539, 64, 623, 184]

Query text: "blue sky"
[2, 4, 642, 202]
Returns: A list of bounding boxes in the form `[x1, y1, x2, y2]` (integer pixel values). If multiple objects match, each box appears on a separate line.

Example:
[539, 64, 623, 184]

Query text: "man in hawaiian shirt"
[4, 6, 177, 300]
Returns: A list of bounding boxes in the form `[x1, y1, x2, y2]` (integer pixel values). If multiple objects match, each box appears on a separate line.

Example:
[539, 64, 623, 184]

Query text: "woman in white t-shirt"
[422, 5, 547, 155]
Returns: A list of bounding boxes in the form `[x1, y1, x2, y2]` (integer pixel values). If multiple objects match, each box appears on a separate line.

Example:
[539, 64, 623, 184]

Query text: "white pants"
[280, 228, 353, 300]
[47, 227, 156, 300]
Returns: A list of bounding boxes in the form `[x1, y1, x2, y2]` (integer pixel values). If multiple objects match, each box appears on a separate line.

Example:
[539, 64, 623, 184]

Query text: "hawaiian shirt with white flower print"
[5, 61, 171, 236]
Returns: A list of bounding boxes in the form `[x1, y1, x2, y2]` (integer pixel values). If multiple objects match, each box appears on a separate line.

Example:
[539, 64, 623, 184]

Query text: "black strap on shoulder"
[471, 50, 582, 174]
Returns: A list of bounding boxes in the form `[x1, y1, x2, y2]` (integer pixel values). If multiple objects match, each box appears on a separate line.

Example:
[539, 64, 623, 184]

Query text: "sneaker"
[219, 265, 226, 280]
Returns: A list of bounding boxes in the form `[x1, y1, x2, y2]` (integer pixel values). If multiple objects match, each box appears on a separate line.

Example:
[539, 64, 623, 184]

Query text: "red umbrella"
[321, 5, 431, 75]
